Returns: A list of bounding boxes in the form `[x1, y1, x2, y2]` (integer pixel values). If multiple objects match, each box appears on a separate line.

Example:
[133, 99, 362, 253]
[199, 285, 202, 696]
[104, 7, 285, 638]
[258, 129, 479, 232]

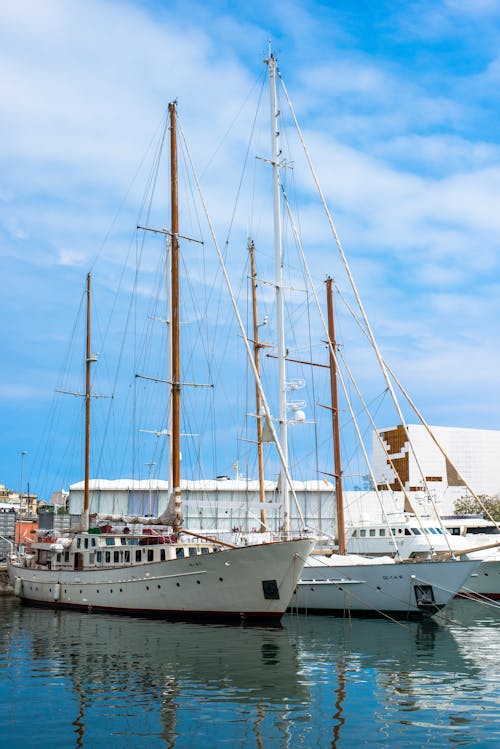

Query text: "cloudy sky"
[2, 0, 500, 497]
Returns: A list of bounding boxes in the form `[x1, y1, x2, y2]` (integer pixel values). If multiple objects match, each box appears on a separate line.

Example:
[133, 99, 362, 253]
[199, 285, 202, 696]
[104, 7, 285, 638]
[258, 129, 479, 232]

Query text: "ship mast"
[326, 277, 346, 554]
[82, 272, 93, 532]
[267, 52, 290, 533]
[169, 101, 182, 533]
[249, 240, 267, 532]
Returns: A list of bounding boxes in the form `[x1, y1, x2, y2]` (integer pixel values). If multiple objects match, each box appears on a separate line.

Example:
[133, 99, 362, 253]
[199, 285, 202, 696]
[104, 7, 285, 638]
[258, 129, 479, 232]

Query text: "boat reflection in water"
[1, 598, 498, 748]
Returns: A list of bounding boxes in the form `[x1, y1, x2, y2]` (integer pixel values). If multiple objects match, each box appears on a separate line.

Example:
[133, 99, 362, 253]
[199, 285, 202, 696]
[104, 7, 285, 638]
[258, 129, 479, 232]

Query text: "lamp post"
[20, 450, 27, 515]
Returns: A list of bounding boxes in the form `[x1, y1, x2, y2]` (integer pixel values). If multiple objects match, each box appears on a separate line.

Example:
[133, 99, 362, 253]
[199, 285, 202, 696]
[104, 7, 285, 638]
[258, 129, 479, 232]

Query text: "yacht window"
[369, 530, 376, 537]
[160, 549, 166, 561]
[379, 529, 386, 537]
[189, 547, 197, 556]
[84, 538, 89, 549]
[411, 528, 421, 535]
[397, 529, 403, 534]
[56, 553, 61, 562]
[429, 528, 437, 535]
[352, 530, 357, 537]
[176, 547, 184, 559]
[436, 528, 443, 534]
[147, 549, 154, 561]
[124, 550, 130, 563]
[422, 528, 429, 534]
[91, 538, 96, 547]
[391, 528, 396, 536]
[360, 530, 366, 537]
[97, 551, 102, 563]
[404, 529, 411, 536]
[105, 551, 111, 563]
[135, 549, 142, 562]
[105, 538, 115, 546]
[77, 538, 81, 549]
[201, 547, 209, 555]
[128, 538, 139, 545]
[64, 551, 70, 562]
[449, 527, 460, 535]
[113, 551, 119, 563]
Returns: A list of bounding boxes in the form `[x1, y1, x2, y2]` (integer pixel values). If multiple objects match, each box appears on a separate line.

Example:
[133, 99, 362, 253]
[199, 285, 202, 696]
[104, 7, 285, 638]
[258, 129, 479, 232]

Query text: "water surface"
[0, 597, 498, 748]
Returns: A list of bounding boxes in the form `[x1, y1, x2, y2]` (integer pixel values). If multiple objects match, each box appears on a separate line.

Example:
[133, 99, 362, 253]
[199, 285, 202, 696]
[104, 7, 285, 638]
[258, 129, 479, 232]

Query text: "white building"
[372, 424, 500, 513]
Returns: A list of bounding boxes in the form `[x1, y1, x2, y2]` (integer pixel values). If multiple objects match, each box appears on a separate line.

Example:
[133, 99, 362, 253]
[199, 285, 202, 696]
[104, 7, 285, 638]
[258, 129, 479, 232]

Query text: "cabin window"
[113, 551, 119, 563]
[91, 538, 96, 547]
[188, 547, 197, 556]
[429, 528, 437, 535]
[97, 551, 102, 563]
[77, 538, 81, 549]
[404, 529, 411, 536]
[147, 549, 154, 561]
[369, 530, 376, 537]
[160, 549, 166, 561]
[56, 553, 61, 562]
[105, 551, 111, 563]
[411, 528, 421, 535]
[449, 527, 460, 535]
[397, 529, 403, 534]
[128, 538, 139, 545]
[64, 551, 70, 562]
[176, 548, 184, 559]
[391, 528, 396, 536]
[135, 549, 142, 562]
[201, 547, 209, 554]
[105, 538, 115, 546]
[124, 550, 130, 563]
[360, 530, 366, 537]
[84, 538, 89, 549]
[352, 530, 357, 537]
[422, 528, 429, 535]
[379, 529, 385, 537]
[436, 528, 443, 534]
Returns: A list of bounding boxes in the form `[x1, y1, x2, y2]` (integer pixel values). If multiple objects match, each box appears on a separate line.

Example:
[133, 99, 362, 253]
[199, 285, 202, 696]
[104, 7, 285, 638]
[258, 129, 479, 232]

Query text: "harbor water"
[0, 597, 498, 748]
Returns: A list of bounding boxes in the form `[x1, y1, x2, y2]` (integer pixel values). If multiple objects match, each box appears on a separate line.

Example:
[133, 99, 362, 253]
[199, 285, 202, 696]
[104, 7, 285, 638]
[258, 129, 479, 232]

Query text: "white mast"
[267, 52, 290, 533]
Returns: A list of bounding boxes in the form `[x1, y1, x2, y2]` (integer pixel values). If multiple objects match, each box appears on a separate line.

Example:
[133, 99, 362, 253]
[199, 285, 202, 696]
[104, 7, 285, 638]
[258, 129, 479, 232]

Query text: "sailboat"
[293, 280, 480, 617]
[7, 102, 314, 621]
[249, 53, 480, 617]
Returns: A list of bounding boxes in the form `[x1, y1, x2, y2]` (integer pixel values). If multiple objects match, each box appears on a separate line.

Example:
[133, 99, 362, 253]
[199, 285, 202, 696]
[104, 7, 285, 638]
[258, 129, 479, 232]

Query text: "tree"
[454, 494, 500, 522]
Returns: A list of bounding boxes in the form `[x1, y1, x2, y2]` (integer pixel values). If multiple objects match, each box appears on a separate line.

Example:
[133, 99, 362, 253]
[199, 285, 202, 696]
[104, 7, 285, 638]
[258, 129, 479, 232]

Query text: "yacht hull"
[293, 557, 480, 618]
[8, 538, 312, 621]
[456, 559, 500, 600]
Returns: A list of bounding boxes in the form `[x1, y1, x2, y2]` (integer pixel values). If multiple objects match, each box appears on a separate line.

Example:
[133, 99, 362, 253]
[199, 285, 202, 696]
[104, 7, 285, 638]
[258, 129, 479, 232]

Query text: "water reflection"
[0, 598, 498, 748]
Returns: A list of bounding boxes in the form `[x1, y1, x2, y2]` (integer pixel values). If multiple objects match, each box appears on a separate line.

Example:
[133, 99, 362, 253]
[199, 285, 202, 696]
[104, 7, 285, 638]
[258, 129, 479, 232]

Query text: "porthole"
[219, 577, 223, 582]
[196, 580, 200, 585]
[146, 585, 149, 590]
[119, 588, 123, 592]
[176, 582, 180, 587]
[157, 584, 161, 589]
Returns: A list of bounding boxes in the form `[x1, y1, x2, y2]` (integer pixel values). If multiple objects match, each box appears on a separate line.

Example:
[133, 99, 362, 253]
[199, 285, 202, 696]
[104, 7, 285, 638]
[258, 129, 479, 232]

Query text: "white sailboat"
[7, 101, 313, 621]
[258, 54, 479, 618]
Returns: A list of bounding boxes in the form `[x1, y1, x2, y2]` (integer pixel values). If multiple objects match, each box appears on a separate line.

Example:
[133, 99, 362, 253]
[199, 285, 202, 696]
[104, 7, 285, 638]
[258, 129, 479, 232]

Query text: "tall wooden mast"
[249, 240, 267, 532]
[326, 277, 346, 554]
[82, 272, 92, 532]
[169, 101, 182, 533]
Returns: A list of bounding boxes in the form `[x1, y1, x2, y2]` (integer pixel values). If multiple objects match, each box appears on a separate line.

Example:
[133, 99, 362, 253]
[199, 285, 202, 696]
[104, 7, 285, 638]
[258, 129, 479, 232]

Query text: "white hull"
[8, 539, 312, 621]
[294, 556, 480, 618]
[458, 558, 500, 600]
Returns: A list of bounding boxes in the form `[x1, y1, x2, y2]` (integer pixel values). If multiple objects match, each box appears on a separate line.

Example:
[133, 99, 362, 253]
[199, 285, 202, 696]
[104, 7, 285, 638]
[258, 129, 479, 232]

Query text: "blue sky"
[2, 0, 500, 498]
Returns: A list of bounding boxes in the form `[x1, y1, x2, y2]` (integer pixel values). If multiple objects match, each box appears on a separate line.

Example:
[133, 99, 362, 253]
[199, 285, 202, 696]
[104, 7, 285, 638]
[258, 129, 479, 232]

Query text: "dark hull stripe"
[288, 605, 445, 620]
[18, 597, 283, 622]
